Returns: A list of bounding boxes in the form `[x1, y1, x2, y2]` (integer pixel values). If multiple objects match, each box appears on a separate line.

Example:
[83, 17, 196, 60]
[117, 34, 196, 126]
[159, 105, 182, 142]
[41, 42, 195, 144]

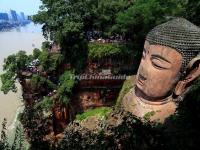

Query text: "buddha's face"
[136, 41, 182, 100]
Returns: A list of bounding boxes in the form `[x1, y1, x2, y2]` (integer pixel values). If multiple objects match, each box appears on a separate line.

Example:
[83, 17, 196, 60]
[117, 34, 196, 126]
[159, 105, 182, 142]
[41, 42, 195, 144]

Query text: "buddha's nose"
[138, 64, 148, 81]
[138, 73, 147, 81]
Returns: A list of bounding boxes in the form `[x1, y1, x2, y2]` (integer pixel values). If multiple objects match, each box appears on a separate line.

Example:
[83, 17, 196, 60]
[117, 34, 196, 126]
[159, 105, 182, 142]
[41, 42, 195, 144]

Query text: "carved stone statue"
[122, 18, 200, 122]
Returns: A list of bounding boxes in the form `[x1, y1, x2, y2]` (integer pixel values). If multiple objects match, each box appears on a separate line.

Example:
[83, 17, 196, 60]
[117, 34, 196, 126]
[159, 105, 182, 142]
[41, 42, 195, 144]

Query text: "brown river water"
[0, 23, 45, 131]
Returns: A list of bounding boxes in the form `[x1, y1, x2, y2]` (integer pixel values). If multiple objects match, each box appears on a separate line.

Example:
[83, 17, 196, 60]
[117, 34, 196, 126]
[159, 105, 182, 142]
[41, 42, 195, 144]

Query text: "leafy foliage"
[143, 111, 156, 121]
[114, 0, 184, 47]
[1, 51, 31, 94]
[0, 119, 9, 150]
[184, 0, 200, 25]
[1, 72, 17, 94]
[57, 109, 164, 150]
[48, 54, 63, 72]
[11, 124, 26, 150]
[34, 96, 54, 112]
[163, 77, 200, 150]
[32, 0, 131, 72]
[31, 74, 57, 91]
[38, 51, 63, 73]
[41, 41, 50, 51]
[88, 43, 133, 59]
[76, 107, 112, 121]
[33, 48, 42, 59]
[33, 0, 129, 40]
[3, 51, 30, 72]
[32, 0, 186, 72]
[57, 71, 76, 106]
[19, 107, 52, 150]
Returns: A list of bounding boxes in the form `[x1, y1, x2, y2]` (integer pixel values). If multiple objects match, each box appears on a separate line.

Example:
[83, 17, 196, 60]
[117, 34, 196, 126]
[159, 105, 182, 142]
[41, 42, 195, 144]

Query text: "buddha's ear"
[174, 55, 200, 96]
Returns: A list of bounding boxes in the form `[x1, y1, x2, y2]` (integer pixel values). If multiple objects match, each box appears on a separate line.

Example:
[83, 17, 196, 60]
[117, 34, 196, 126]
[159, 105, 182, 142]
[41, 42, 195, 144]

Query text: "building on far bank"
[0, 10, 31, 31]
[10, 10, 18, 22]
[20, 12, 26, 20]
[0, 12, 9, 22]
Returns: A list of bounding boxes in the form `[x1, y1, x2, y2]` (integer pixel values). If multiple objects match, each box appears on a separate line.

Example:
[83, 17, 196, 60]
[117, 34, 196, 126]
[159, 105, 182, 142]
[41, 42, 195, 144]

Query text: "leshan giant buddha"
[122, 18, 200, 122]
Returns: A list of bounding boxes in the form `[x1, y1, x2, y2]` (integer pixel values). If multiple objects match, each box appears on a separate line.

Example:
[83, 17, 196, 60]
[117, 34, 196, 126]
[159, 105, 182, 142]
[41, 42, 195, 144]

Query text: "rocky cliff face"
[18, 62, 127, 148]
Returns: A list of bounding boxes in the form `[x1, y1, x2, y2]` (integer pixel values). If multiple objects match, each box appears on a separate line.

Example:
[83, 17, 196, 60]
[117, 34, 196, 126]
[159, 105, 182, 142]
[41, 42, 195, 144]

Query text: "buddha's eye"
[151, 58, 168, 70]
[152, 62, 165, 69]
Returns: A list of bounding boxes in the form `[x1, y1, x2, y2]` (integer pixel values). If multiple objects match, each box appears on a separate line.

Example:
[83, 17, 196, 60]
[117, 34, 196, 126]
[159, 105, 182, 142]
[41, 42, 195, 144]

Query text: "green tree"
[38, 49, 63, 73]
[1, 51, 31, 94]
[33, 48, 42, 59]
[57, 109, 164, 150]
[31, 74, 57, 91]
[38, 50, 49, 71]
[34, 96, 54, 112]
[57, 71, 76, 106]
[0, 118, 10, 150]
[114, 0, 184, 47]
[32, 0, 131, 72]
[11, 125, 25, 150]
[19, 107, 51, 150]
[165, 77, 200, 150]
[184, 0, 200, 26]
[41, 41, 50, 51]
[32, 0, 187, 72]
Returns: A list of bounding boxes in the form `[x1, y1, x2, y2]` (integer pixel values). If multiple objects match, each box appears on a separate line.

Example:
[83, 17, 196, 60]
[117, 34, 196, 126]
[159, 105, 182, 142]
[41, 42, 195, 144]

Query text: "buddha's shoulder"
[121, 89, 136, 112]
[121, 75, 137, 108]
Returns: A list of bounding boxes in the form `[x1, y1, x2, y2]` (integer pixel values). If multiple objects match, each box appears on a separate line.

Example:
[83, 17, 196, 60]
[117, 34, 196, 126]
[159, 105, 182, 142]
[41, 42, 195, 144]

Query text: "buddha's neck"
[137, 94, 173, 105]
[134, 86, 173, 105]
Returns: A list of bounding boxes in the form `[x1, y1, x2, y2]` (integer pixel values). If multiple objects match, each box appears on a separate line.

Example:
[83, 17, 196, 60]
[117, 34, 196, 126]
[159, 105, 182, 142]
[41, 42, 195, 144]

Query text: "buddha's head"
[136, 18, 200, 102]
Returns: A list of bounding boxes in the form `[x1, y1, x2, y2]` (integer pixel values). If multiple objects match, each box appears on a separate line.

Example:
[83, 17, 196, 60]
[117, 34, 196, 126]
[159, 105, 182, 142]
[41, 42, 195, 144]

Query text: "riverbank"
[0, 23, 44, 131]
[0, 83, 22, 131]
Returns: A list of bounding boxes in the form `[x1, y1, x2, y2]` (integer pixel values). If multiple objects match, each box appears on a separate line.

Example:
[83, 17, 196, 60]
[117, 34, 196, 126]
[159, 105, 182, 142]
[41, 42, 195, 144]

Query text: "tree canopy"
[88, 43, 133, 59]
[1, 51, 31, 94]
[32, 0, 187, 71]
[57, 70, 76, 106]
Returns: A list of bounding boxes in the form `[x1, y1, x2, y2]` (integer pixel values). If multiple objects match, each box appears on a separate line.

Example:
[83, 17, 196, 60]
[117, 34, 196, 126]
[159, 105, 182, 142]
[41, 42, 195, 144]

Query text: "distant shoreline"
[0, 21, 31, 31]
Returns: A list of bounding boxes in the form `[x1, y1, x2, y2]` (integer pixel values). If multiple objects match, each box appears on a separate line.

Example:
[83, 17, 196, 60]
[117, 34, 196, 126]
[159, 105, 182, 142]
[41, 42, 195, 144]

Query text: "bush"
[57, 71, 76, 106]
[88, 43, 133, 59]
[34, 96, 54, 112]
[31, 74, 57, 91]
[76, 107, 112, 121]
[57, 109, 164, 150]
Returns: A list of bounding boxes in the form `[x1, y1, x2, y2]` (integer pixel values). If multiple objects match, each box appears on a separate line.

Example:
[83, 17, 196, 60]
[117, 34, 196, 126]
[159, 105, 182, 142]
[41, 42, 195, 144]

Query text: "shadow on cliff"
[163, 77, 200, 150]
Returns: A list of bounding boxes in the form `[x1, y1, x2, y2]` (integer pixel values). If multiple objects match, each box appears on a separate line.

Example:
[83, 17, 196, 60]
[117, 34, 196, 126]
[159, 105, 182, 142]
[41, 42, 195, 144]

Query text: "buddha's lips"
[137, 74, 146, 86]
[136, 78, 145, 87]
